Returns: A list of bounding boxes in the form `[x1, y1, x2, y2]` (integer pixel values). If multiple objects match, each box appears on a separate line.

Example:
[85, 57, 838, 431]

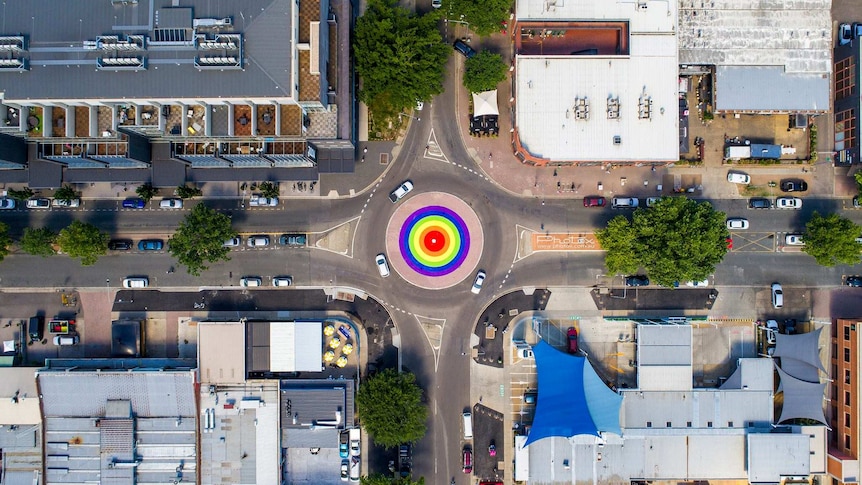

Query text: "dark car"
[566, 327, 579, 353]
[780, 180, 808, 192]
[583, 196, 606, 208]
[453, 39, 477, 58]
[625, 275, 650, 287]
[524, 390, 538, 404]
[846, 276, 862, 287]
[854, 196, 860, 209]
[748, 198, 771, 209]
[138, 239, 164, 251]
[108, 239, 133, 251]
[279, 233, 307, 247]
[122, 198, 146, 209]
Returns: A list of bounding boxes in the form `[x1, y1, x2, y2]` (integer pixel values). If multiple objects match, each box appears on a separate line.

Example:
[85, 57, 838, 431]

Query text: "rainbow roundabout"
[385, 192, 483, 290]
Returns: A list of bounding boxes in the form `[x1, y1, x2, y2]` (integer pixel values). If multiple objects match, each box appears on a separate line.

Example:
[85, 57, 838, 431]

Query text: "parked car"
[785, 234, 804, 246]
[646, 197, 661, 208]
[389, 180, 414, 203]
[566, 327, 579, 353]
[279, 233, 307, 247]
[765, 320, 778, 345]
[0, 198, 15, 210]
[771, 282, 783, 308]
[776, 197, 802, 209]
[846, 276, 862, 287]
[840, 23, 853, 45]
[137, 239, 164, 251]
[748, 198, 771, 209]
[431, 0, 442, 7]
[453, 39, 477, 58]
[53, 335, 79, 346]
[625, 275, 650, 287]
[686, 279, 709, 287]
[53, 198, 80, 208]
[726, 172, 750, 184]
[247, 235, 270, 247]
[726, 218, 749, 230]
[240, 277, 262, 287]
[340, 460, 349, 481]
[784, 318, 797, 335]
[26, 198, 51, 209]
[518, 347, 534, 359]
[611, 197, 638, 209]
[470, 270, 486, 294]
[375, 253, 390, 277]
[122, 198, 146, 209]
[339, 441, 349, 459]
[524, 390, 538, 405]
[223, 237, 242, 247]
[583, 196, 606, 208]
[248, 195, 278, 207]
[273, 276, 293, 287]
[108, 239, 133, 251]
[159, 198, 183, 209]
[122, 277, 149, 288]
[462, 447, 473, 474]
[780, 180, 808, 192]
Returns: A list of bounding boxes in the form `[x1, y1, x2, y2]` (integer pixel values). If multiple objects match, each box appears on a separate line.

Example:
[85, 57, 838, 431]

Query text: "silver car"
[247, 235, 270, 247]
[776, 197, 802, 209]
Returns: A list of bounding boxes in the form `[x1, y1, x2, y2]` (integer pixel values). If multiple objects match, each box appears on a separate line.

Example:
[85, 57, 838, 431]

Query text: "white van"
[53, 335, 79, 346]
[462, 411, 473, 440]
[611, 197, 639, 209]
[122, 277, 149, 288]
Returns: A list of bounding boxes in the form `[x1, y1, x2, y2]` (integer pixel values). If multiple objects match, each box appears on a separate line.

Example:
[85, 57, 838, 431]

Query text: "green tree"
[259, 181, 280, 199]
[802, 212, 862, 267]
[0, 222, 11, 262]
[356, 369, 427, 448]
[361, 475, 425, 485]
[7, 187, 34, 201]
[595, 216, 639, 276]
[168, 204, 236, 276]
[57, 221, 108, 266]
[355, 0, 449, 120]
[449, 0, 511, 37]
[136, 182, 159, 202]
[463, 51, 507, 93]
[20, 227, 57, 257]
[53, 184, 79, 202]
[176, 184, 203, 199]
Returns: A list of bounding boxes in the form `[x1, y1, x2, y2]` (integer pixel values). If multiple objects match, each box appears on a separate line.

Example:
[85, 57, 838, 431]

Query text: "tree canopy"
[53, 185, 79, 202]
[168, 204, 236, 276]
[0, 222, 11, 262]
[20, 227, 57, 257]
[57, 221, 108, 266]
[449, 0, 511, 37]
[802, 212, 862, 267]
[136, 183, 159, 202]
[356, 369, 427, 448]
[597, 197, 729, 287]
[355, 0, 449, 120]
[176, 184, 203, 199]
[362, 475, 425, 485]
[463, 51, 507, 93]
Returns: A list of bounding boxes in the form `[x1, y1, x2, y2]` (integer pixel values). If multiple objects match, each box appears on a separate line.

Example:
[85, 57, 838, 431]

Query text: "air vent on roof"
[194, 56, 241, 69]
[0, 58, 26, 70]
[112, 0, 138, 4]
[574, 97, 589, 120]
[97, 56, 146, 70]
[613, 136, 622, 145]
[193, 18, 233, 29]
[607, 97, 620, 119]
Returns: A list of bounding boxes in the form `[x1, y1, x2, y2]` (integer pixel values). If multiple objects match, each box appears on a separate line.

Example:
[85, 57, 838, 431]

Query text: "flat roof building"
[0, 367, 43, 485]
[828, 318, 861, 485]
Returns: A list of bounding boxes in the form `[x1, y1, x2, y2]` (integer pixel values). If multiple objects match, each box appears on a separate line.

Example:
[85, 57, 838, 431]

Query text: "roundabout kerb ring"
[385, 192, 484, 290]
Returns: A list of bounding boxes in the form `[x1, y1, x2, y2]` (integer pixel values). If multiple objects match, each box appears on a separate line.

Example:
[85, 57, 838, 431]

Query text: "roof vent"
[613, 136, 622, 145]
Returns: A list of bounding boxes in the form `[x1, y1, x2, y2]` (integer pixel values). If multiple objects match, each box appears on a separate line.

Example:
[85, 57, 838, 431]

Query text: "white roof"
[622, 389, 774, 429]
[747, 433, 812, 483]
[0, 367, 40, 425]
[637, 325, 692, 390]
[516, 0, 677, 34]
[269, 321, 322, 372]
[473, 90, 499, 117]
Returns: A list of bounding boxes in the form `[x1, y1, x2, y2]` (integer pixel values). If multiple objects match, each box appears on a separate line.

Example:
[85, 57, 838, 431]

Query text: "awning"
[776, 365, 826, 424]
[773, 328, 826, 375]
[472, 90, 499, 117]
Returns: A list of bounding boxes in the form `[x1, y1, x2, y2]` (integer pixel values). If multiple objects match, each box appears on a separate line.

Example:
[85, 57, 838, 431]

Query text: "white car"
[240, 277, 262, 287]
[771, 283, 783, 308]
[726, 218, 749, 230]
[247, 235, 270, 247]
[785, 234, 805, 246]
[415, 101, 424, 111]
[159, 198, 183, 209]
[375, 253, 390, 277]
[431, 0, 442, 8]
[776, 197, 802, 209]
[685, 279, 709, 287]
[122, 277, 149, 288]
[272, 276, 293, 287]
[471, 270, 486, 294]
[646, 197, 661, 208]
[26, 198, 51, 209]
[727, 172, 750, 184]
[53, 198, 80, 208]
[389, 180, 414, 203]
[223, 237, 242, 247]
[249, 195, 279, 207]
[0, 198, 16, 210]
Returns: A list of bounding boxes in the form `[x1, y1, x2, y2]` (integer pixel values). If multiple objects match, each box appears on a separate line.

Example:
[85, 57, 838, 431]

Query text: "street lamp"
[399, 112, 420, 122]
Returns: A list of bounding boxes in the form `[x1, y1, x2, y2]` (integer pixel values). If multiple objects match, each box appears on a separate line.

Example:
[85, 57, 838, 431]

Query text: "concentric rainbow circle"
[399, 206, 470, 277]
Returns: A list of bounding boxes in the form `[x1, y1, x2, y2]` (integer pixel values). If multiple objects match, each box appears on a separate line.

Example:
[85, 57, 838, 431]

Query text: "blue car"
[138, 239, 164, 251]
[122, 198, 146, 209]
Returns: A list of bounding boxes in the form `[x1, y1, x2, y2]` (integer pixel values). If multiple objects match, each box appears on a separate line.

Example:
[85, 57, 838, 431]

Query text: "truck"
[348, 428, 361, 457]
[724, 144, 782, 160]
[49, 319, 73, 334]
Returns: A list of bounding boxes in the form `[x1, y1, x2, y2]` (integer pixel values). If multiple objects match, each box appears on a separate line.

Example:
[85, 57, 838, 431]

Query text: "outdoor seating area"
[470, 115, 499, 136]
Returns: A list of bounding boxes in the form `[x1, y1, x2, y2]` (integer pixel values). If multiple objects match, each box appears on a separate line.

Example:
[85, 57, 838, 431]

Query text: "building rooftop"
[280, 378, 354, 432]
[0, 367, 40, 425]
[637, 324, 693, 391]
[199, 321, 246, 384]
[247, 321, 324, 376]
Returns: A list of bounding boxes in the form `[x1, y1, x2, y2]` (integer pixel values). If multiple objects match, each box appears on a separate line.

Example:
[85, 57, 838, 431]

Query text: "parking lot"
[471, 404, 505, 483]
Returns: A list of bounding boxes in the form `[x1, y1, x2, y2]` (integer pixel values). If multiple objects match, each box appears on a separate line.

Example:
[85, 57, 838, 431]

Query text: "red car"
[567, 327, 579, 353]
[583, 196, 606, 208]
[462, 448, 473, 474]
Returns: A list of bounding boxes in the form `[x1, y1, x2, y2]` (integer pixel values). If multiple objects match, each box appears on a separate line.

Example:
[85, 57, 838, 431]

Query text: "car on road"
[159, 198, 183, 209]
[53, 198, 80, 208]
[727, 172, 750, 184]
[749, 198, 771, 209]
[273, 276, 293, 287]
[26, 198, 51, 209]
[611, 197, 638, 209]
[840, 23, 853, 45]
[780, 180, 808, 192]
[415, 100, 424, 111]
[462, 447, 473, 474]
[726, 218, 749, 230]
[453, 39, 477, 58]
[375, 253, 390, 277]
[279, 233, 307, 247]
[223, 237, 242, 247]
[122, 277, 149, 288]
[776, 197, 802, 209]
[0, 198, 15, 210]
[122, 198, 146, 209]
[108, 239, 133, 251]
[249, 195, 278, 207]
[846, 276, 862, 287]
[138, 239, 164, 251]
[771, 282, 783, 308]
[240, 277, 262, 287]
[389, 180, 414, 203]
[583, 196, 605, 207]
[625, 275, 650, 287]
[247, 235, 270, 247]
[471, 270, 486, 294]
[566, 327, 579, 353]
[785, 234, 804, 246]
[340, 460, 349, 481]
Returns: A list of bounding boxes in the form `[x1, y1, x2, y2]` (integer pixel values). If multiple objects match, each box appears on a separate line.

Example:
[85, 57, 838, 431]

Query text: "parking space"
[591, 288, 718, 311]
[472, 404, 504, 483]
[729, 232, 776, 252]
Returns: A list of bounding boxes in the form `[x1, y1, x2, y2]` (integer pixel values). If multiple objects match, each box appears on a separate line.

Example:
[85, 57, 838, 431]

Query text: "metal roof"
[637, 325, 693, 391]
[747, 433, 812, 483]
[715, 66, 830, 112]
[280, 379, 354, 430]
[247, 321, 323, 374]
[621, 389, 774, 429]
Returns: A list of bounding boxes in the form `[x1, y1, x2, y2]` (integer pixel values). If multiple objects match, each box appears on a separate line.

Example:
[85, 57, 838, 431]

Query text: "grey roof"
[283, 427, 339, 448]
[747, 432, 811, 483]
[622, 388, 774, 429]
[311, 139, 355, 173]
[637, 324, 692, 391]
[720, 358, 774, 391]
[714, 66, 830, 112]
[774, 328, 826, 375]
[0, 0, 293, 101]
[776, 366, 826, 424]
[280, 379, 355, 430]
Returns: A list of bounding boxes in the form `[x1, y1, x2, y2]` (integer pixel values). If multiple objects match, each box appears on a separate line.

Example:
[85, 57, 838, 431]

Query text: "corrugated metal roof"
[516, 0, 677, 34]
[715, 66, 830, 112]
[622, 389, 774, 429]
[637, 325, 692, 390]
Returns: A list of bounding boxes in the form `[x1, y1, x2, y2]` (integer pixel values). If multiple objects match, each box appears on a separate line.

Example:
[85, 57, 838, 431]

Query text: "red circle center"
[423, 230, 446, 252]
